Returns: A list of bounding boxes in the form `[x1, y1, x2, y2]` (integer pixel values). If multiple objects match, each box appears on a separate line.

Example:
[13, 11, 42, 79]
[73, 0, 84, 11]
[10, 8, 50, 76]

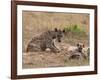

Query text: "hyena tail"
[26, 47, 28, 52]
[26, 45, 29, 52]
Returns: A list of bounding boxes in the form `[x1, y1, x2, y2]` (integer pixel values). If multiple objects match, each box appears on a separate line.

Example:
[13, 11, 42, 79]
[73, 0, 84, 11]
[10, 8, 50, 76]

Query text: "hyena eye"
[52, 36, 56, 39]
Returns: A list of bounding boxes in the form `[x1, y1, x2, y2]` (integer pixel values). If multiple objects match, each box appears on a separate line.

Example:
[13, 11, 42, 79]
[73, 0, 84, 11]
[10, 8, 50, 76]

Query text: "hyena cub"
[26, 28, 65, 53]
[68, 43, 86, 59]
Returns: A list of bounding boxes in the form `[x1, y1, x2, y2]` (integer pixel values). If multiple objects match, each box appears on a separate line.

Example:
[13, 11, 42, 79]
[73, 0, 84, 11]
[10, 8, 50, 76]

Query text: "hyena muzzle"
[26, 28, 65, 53]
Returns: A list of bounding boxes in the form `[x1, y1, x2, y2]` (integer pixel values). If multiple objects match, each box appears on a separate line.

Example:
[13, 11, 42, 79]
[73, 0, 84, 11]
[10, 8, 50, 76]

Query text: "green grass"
[64, 24, 86, 37]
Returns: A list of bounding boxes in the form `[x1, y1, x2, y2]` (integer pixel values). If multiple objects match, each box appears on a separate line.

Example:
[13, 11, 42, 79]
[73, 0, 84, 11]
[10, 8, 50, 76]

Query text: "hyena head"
[54, 28, 65, 42]
[77, 43, 85, 52]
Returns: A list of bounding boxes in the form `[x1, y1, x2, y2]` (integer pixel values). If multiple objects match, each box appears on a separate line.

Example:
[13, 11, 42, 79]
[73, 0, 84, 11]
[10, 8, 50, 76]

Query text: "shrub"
[64, 24, 86, 37]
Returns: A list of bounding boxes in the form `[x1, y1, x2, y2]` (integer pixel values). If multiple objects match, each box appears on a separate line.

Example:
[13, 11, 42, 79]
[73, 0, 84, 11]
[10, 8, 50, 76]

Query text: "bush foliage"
[64, 24, 87, 37]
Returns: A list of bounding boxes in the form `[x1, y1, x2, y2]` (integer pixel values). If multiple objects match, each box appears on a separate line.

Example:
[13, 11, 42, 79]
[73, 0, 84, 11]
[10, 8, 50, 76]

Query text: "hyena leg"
[26, 43, 40, 52]
[40, 43, 46, 51]
[52, 42, 59, 51]
[47, 44, 59, 53]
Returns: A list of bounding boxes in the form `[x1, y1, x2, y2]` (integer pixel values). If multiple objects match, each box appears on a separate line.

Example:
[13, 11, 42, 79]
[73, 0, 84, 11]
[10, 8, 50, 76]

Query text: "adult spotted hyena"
[26, 28, 65, 53]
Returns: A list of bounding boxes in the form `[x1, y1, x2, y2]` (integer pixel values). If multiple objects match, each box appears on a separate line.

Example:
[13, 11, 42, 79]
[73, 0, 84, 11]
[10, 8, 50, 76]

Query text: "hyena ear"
[54, 28, 58, 32]
[77, 43, 79, 47]
[62, 29, 65, 33]
[83, 44, 85, 48]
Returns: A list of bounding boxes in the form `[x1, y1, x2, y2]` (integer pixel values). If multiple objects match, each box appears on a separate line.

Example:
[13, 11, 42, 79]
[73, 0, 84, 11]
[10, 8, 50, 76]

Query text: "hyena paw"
[52, 49, 60, 53]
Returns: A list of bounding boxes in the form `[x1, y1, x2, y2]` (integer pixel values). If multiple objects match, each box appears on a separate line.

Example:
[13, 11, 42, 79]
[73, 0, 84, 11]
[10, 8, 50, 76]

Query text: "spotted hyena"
[26, 28, 65, 53]
[68, 43, 88, 59]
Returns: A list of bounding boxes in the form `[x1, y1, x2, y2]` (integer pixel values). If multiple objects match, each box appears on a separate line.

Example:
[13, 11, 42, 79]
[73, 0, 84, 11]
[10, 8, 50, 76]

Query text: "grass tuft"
[64, 24, 85, 33]
[64, 24, 87, 37]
